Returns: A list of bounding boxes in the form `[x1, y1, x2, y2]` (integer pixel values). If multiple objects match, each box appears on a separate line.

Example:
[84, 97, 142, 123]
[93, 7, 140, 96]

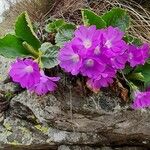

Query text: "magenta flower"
[102, 26, 127, 57]
[80, 57, 106, 79]
[58, 43, 82, 75]
[29, 71, 60, 95]
[86, 66, 116, 92]
[9, 59, 40, 88]
[87, 39, 111, 65]
[110, 52, 128, 69]
[72, 25, 100, 55]
[132, 91, 150, 109]
[128, 44, 149, 67]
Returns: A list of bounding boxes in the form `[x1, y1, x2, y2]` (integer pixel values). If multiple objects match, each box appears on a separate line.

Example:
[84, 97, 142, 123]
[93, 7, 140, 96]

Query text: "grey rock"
[58, 146, 147, 150]
[0, 63, 149, 149]
[0, 56, 16, 93]
[58, 145, 113, 150]
[0, 56, 12, 82]
[115, 147, 147, 150]
[101, 147, 113, 150]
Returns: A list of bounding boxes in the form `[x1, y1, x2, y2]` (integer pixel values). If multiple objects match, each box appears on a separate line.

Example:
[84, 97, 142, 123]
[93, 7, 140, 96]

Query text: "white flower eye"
[25, 65, 33, 73]
[83, 39, 92, 49]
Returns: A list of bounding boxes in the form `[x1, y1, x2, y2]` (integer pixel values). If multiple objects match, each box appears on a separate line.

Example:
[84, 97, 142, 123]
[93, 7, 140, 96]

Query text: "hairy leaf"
[45, 19, 66, 33]
[15, 11, 41, 50]
[134, 63, 150, 84]
[40, 45, 60, 68]
[0, 34, 32, 58]
[82, 9, 106, 28]
[102, 8, 130, 31]
[39, 42, 53, 53]
[55, 24, 76, 47]
[124, 35, 142, 46]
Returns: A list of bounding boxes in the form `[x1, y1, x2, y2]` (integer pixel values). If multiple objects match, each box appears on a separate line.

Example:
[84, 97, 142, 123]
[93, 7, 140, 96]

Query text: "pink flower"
[86, 66, 116, 92]
[58, 43, 82, 75]
[72, 25, 100, 55]
[87, 41, 111, 65]
[9, 59, 40, 88]
[80, 57, 106, 79]
[110, 52, 128, 69]
[29, 71, 60, 95]
[128, 44, 149, 67]
[102, 26, 127, 57]
[132, 91, 150, 109]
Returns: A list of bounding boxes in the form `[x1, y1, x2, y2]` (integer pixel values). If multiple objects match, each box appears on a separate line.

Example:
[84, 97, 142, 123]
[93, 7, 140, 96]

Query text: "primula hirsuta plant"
[0, 8, 150, 109]
[58, 26, 127, 90]
[9, 59, 60, 95]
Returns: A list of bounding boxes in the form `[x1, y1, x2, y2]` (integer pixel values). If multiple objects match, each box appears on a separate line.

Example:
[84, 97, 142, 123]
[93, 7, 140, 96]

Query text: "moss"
[3, 123, 12, 131]
[19, 126, 30, 134]
[0, 130, 12, 137]
[8, 140, 22, 145]
[34, 124, 49, 134]
[27, 115, 36, 120]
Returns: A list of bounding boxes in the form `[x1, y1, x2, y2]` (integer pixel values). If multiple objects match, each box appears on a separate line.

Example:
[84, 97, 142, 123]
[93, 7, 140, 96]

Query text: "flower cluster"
[9, 59, 60, 95]
[8, 25, 150, 110]
[59, 25, 149, 92]
[58, 26, 126, 92]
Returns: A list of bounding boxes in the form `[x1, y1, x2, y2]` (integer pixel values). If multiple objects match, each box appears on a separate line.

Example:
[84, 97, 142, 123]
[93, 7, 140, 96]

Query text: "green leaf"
[39, 42, 53, 53]
[102, 8, 130, 31]
[122, 65, 133, 75]
[134, 63, 150, 84]
[127, 72, 145, 82]
[45, 19, 66, 33]
[40, 45, 60, 68]
[55, 24, 76, 47]
[81, 9, 106, 28]
[15, 11, 41, 50]
[124, 35, 142, 46]
[0, 34, 32, 58]
[147, 58, 150, 64]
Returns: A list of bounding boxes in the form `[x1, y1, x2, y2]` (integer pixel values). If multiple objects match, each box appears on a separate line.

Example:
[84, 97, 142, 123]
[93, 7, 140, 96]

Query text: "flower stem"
[120, 70, 138, 91]
[23, 42, 39, 58]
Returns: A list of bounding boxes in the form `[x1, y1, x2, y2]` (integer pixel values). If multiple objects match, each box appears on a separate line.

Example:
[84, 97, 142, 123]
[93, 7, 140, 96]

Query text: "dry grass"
[0, 0, 150, 43]
[49, 0, 150, 43]
[0, 0, 55, 35]
[3, 0, 55, 21]
[106, 0, 150, 43]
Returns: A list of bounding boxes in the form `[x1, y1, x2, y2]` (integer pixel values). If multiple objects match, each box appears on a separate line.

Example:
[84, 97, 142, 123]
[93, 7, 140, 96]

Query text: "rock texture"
[0, 56, 150, 150]
[0, 88, 149, 149]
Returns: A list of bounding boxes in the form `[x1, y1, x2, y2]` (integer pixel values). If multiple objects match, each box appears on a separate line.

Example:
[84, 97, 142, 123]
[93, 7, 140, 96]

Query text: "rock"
[58, 146, 148, 150]
[0, 89, 149, 150]
[0, 56, 17, 94]
[0, 56, 12, 81]
[115, 146, 148, 150]
[58, 145, 113, 150]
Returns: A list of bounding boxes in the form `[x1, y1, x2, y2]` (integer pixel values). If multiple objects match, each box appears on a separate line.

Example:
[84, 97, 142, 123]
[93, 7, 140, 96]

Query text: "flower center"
[111, 58, 115, 62]
[129, 53, 133, 59]
[86, 59, 94, 67]
[94, 46, 101, 55]
[105, 40, 112, 48]
[83, 39, 92, 49]
[101, 73, 108, 78]
[71, 54, 80, 63]
[25, 65, 33, 73]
